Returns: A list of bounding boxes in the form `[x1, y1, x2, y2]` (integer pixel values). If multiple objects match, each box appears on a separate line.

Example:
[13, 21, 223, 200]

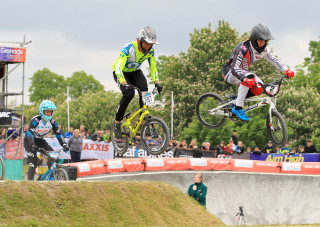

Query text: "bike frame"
[208, 95, 277, 130]
[40, 162, 56, 181]
[121, 104, 150, 140]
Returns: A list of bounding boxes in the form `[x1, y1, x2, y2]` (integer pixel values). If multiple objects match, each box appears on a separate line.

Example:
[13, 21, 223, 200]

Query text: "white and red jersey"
[223, 40, 288, 82]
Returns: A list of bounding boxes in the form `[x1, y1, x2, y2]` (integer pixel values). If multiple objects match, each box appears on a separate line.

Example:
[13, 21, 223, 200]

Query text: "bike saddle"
[225, 94, 237, 100]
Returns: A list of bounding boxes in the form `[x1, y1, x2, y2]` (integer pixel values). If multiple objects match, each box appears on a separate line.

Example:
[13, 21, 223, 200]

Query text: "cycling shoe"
[232, 107, 250, 121]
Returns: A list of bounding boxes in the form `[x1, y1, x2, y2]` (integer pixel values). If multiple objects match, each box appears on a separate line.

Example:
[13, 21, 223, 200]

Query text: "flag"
[172, 92, 175, 118]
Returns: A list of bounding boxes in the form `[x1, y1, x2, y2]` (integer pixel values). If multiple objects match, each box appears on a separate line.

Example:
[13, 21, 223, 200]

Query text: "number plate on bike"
[265, 85, 279, 96]
[142, 92, 154, 106]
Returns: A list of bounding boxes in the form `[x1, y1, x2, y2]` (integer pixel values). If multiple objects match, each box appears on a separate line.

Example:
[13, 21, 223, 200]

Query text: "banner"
[0, 109, 12, 125]
[0, 47, 26, 63]
[44, 138, 114, 160]
[174, 147, 216, 158]
[119, 144, 174, 158]
[250, 153, 319, 162]
[0, 140, 24, 160]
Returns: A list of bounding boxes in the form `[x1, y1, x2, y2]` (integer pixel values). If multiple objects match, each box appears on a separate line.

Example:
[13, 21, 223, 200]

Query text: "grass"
[0, 181, 224, 227]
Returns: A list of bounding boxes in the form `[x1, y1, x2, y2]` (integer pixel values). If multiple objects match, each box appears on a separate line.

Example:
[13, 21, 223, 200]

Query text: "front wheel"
[195, 93, 227, 129]
[53, 168, 69, 181]
[266, 110, 288, 147]
[141, 118, 170, 155]
[111, 120, 129, 155]
[0, 156, 5, 180]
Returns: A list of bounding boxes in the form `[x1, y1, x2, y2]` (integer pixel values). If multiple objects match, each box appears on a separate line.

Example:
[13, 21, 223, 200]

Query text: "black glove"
[124, 84, 134, 91]
[62, 142, 69, 152]
[32, 145, 40, 152]
[155, 83, 163, 94]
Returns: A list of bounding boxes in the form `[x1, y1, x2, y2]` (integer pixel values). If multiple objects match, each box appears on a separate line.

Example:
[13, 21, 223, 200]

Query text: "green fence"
[4, 159, 23, 180]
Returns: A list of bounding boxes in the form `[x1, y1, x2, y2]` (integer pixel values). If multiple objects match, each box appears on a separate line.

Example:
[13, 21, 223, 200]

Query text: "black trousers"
[70, 150, 81, 163]
[24, 137, 54, 180]
[113, 70, 148, 121]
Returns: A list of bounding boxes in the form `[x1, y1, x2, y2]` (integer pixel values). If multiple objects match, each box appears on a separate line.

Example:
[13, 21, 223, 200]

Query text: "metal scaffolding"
[0, 36, 31, 160]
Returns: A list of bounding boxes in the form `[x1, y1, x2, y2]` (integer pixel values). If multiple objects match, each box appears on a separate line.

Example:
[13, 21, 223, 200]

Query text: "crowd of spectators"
[168, 129, 320, 155]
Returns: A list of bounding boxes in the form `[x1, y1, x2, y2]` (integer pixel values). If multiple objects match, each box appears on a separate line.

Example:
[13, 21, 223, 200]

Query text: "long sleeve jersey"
[112, 40, 159, 84]
[223, 40, 288, 81]
[25, 115, 65, 147]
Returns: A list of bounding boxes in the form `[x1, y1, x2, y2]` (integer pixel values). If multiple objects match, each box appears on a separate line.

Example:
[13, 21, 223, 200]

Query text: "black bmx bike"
[195, 75, 289, 147]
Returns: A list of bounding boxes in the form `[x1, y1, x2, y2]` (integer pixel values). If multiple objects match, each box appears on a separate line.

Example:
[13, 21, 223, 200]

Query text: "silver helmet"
[137, 26, 158, 54]
[250, 23, 274, 53]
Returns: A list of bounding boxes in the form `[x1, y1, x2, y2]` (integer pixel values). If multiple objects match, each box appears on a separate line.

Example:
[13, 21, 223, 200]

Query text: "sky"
[0, 0, 319, 105]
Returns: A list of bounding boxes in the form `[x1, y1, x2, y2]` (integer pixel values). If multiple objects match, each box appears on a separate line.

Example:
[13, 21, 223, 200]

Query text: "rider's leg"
[25, 138, 39, 180]
[130, 70, 148, 109]
[113, 72, 135, 137]
[39, 139, 54, 168]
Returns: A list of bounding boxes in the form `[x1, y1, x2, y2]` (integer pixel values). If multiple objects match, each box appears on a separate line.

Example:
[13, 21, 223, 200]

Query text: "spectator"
[103, 130, 111, 143]
[80, 125, 85, 134]
[85, 131, 90, 139]
[175, 140, 181, 147]
[64, 127, 74, 138]
[217, 141, 232, 155]
[298, 145, 305, 153]
[146, 136, 156, 145]
[261, 141, 276, 154]
[155, 135, 164, 145]
[7, 128, 18, 140]
[227, 139, 236, 152]
[187, 173, 207, 208]
[202, 142, 215, 151]
[91, 130, 103, 141]
[291, 147, 296, 154]
[68, 129, 83, 163]
[179, 139, 188, 148]
[0, 129, 5, 139]
[275, 146, 281, 154]
[80, 131, 86, 139]
[304, 140, 317, 153]
[231, 129, 238, 145]
[169, 137, 177, 147]
[280, 142, 291, 155]
[189, 139, 198, 149]
[58, 125, 64, 137]
[235, 141, 245, 154]
[246, 146, 252, 153]
[253, 146, 261, 154]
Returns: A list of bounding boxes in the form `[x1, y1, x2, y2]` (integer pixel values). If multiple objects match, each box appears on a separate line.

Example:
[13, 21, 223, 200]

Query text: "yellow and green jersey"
[112, 40, 159, 84]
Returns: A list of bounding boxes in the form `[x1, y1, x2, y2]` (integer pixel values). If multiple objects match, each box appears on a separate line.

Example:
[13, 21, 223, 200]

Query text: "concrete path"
[78, 171, 320, 225]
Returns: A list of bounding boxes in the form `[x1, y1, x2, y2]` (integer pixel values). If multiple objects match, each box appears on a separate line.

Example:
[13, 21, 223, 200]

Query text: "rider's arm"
[230, 44, 249, 82]
[51, 120, 66, 147]
[263, 48, 289, 73]
[148, 49, 159, 83]
[26, 118, 39, 145]
[114, 49, 130, 85]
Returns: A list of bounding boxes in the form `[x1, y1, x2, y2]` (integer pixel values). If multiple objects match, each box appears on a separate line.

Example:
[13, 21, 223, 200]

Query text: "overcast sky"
[1, 0, 319, 104]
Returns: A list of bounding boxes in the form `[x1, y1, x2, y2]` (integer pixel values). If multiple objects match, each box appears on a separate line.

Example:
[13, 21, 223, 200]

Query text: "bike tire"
[141, 118, 170, 155]
[53, 168, 69, 181]
[195, 93, 227, 129]
[110, 120, 129, 155]
[266, 110, 288, 147]
[0, 156, 5, 180]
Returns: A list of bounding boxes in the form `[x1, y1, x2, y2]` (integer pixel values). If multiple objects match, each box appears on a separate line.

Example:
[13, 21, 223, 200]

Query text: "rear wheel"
[195, 93, 228, 129]
[266, 110, 288, 147]
[53, 168, 69, 181]
[141, 118, 170, 155]
[111, 120, 129, 155]
[0, 156, 5, 180]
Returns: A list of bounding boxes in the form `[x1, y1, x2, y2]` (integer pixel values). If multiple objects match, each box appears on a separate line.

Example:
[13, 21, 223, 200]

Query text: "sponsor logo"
[1, 48, 24, 55]
[283, 162, 301, 171]
[107, 160, 123, 169]
[190, 158, 207, 166]
[0, 112, 10, 118]
[78, 163, 91, 172]
[146, 159, 164, 167]
[235, 160, 253, 168]
[241, 44, 247, 51]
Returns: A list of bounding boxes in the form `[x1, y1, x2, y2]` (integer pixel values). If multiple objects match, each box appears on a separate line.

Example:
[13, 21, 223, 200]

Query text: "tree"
[66, 71, 104, 99]
[29, 68, 66, 103]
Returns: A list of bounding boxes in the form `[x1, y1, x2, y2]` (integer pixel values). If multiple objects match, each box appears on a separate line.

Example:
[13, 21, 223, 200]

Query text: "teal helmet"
[39, 100, 56, 122]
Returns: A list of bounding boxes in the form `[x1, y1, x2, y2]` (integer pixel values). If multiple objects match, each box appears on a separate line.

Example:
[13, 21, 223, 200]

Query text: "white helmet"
[137, 26, 158, 54]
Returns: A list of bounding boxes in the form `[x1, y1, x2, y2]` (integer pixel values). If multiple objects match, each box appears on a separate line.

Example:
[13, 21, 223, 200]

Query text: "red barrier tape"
[67, 158, 320, 178]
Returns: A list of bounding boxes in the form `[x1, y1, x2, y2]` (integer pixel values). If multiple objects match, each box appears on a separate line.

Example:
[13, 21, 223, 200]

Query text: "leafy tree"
[66, 71, 104, 99]
[29, 68, 66, 103]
